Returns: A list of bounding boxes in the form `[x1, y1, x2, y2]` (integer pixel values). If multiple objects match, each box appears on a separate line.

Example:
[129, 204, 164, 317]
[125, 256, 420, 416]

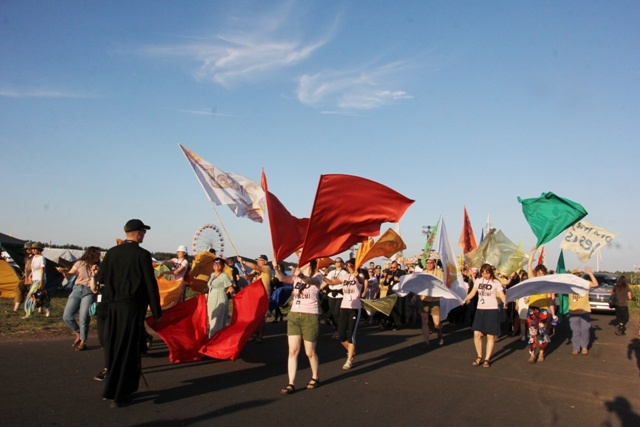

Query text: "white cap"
[177, 245, 188, 253]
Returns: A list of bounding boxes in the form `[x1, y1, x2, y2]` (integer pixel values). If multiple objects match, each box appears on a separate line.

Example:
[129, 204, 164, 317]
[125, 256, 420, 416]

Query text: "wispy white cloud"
[139, 4, 336, 87]
[296, 61, 413, 111]
[0, 88, 94, 99]
[178, 108, 231, 117]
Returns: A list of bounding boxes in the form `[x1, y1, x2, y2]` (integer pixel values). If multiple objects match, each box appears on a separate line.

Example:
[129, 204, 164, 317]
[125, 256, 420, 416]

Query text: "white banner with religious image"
[180, 144, 265, 223]
[559, 220, 616, 262]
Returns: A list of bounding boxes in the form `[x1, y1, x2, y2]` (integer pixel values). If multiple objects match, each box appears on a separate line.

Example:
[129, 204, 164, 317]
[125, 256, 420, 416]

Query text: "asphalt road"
[2, 313, 639, 427]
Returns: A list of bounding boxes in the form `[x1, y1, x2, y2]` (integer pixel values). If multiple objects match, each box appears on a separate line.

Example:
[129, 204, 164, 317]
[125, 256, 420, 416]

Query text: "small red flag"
[458, 206, 477, 254]
[537, 246, 545, 266]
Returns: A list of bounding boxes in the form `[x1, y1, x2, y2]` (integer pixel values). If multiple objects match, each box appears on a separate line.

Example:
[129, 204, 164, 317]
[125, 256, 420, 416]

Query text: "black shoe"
[110, 395, 133, 408]
[94, 368, 107, 382]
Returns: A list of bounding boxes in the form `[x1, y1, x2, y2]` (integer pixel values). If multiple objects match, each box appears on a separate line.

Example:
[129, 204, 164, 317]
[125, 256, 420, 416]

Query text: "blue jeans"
[62, 284, 95, 341]
[569, 313, 591, 352]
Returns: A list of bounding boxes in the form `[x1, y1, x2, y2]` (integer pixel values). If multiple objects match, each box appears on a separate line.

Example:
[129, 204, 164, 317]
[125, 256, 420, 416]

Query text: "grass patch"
[0, 289, 84, 339]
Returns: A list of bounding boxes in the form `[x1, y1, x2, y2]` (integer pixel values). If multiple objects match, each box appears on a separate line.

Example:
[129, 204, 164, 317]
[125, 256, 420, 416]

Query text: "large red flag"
[199, 280, 269, 361]
[298, 174, 414, 267]
[261, 170, 310, 262]
[145, 293, 209, 363]
[458, 206, 477, 254]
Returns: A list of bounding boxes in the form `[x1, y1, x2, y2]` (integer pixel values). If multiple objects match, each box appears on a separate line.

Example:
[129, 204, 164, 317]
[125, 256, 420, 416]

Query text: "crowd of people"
[5, 221, 637, 406]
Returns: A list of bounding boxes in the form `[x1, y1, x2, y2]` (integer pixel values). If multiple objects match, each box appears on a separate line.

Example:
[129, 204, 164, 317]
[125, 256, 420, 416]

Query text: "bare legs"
[473, 331, 496, 365]
[341, 340, 355, 360]
[432, 312, 443, 344]
[286, 335, 319, 386]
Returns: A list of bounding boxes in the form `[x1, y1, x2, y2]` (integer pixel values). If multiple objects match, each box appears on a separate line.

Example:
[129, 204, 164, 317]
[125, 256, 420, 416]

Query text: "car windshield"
[586, 274, 618, 287]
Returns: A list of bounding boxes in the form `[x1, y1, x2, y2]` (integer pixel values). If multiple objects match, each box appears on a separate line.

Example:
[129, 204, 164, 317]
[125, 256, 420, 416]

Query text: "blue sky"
[1, 1, 638, 272]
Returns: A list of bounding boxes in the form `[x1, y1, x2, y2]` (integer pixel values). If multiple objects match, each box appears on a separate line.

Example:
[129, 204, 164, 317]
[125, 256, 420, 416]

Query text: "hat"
[177, 245, 188, 253]
[257, 254, 268, 261]
[31, 242, 44, 250]
[571, 268, 582, 276]
[124, 219, 151, 233]
[23, 241, 32, 249]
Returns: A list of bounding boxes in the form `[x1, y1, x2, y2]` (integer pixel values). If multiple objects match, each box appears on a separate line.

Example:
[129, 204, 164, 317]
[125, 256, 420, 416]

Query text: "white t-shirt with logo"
[473, 278, 503, 310]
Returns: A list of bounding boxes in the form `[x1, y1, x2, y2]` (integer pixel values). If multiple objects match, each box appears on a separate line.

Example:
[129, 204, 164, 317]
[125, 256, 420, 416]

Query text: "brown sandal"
[472, 357, 483, 366]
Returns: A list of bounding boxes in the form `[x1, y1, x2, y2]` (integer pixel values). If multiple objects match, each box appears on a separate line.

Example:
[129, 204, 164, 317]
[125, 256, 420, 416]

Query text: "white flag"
[180, 144, 265, 223]
[559, 220, 616, 262]
[437, 218, 469, 320]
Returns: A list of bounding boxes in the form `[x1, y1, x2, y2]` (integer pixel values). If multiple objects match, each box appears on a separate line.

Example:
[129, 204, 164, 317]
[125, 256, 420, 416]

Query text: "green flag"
[517, 192, 587, 247]
[555, 249, 569, 318]
[555, 249, 567, 274]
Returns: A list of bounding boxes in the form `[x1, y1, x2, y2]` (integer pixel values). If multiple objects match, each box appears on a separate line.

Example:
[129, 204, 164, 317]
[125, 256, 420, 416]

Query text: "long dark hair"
[615, 275, 627, 290]
[533, 264, 548, 276]
[507, 272, 520, 288]
[79, 246, 101, 266]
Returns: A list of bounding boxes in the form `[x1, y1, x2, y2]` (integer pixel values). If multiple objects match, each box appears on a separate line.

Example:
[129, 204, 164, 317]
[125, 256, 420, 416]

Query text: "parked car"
[585, 272, 618, 313]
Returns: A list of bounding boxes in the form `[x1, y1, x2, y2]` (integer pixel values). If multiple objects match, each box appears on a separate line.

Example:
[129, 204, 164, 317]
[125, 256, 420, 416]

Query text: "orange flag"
[355, 228, 407, 269]
[458, 206, 477, 254]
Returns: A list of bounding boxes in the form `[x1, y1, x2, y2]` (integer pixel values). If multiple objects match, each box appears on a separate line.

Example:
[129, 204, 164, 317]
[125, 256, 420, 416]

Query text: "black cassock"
[95, 240, 161, 403]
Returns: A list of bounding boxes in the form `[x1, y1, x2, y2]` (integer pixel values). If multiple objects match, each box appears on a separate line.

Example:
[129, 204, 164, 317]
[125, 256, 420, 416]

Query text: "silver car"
[585, 272, 618, 313]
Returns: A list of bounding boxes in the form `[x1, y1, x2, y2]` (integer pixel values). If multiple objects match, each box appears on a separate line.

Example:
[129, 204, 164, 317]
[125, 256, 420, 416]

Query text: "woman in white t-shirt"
[23, 242, 47, 318]
[462, 263, 506, 368]
[159, 245, 189, 282]
[325, 258, 363, 370]
[273, 259, 328, 394]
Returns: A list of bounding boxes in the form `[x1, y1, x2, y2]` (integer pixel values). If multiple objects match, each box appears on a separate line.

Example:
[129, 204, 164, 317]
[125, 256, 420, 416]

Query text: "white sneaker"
[342, 359, 352, 370]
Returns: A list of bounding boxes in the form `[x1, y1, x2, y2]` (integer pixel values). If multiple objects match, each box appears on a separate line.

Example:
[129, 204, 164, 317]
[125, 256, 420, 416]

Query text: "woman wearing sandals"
[462, 263, 506, 368]
[60, 247, 102, 351]
[273, 259, 327, 394]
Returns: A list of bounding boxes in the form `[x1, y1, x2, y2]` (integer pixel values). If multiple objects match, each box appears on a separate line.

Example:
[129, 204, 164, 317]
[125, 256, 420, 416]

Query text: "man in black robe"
[95, 219, 162, 407]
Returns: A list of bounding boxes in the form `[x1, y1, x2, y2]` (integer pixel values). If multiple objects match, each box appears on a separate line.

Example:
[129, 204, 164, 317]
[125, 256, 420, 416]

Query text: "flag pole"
[207, 200, 242, 258]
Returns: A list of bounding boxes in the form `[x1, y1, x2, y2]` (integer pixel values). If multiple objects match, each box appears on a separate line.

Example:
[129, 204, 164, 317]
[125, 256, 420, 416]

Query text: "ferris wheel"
[192, 224, 225, 256]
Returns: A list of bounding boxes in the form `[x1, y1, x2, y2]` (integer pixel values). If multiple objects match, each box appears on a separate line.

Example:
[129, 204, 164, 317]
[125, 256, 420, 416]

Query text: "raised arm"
[584, 266, 598, 289]
[527, 247, 537, 277]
